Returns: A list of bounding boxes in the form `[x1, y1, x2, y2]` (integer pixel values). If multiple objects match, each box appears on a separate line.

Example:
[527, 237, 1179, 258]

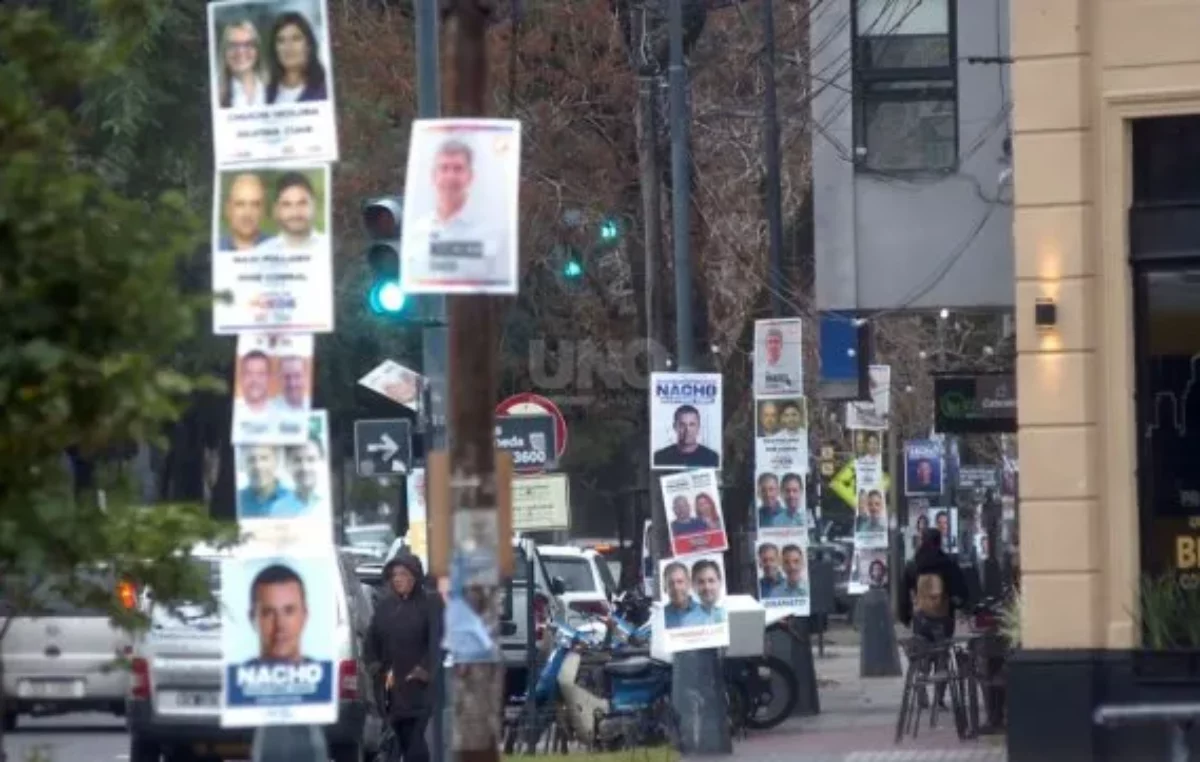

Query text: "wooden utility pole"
[446, 1, 504, 761]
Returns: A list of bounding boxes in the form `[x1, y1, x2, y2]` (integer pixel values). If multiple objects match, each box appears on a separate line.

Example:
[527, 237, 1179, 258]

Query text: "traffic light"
[562, 254, 584, 280]
[362, 196, 406, 315]
[598, 216, 621, 246]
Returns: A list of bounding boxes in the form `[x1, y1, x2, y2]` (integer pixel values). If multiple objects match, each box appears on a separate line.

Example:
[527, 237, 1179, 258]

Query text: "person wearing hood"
[366, 550, 442, 762]
[900, 528, 968, 709]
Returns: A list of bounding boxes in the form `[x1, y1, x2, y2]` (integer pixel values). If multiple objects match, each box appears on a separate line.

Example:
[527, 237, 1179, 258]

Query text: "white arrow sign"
[367, 433, 400, 462]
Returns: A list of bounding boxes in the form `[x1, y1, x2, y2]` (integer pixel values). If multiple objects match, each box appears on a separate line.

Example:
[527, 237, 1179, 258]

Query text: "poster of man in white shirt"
[232, 333, 314, 445]
[400, 119, 521, 295]
[753, 318, 803, 397]
[212, 165, 334, 334]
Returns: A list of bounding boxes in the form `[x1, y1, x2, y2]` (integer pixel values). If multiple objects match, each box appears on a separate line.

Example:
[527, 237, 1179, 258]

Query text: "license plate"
[172, 691, 219, 708]
[18, 680, 84, 699]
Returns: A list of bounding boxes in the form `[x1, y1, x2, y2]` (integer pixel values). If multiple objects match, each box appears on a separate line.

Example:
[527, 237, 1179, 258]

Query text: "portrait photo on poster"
[232, 333, 314, 445]
[207, 0, 339, 166]
[852, 483, 889, 549]
[358, 360, 424, 413]
[844, 364, 891, 430]
[212, 164, 334, 334]
[235, 410, 333, 527]
[753, 318, 803, 398]
[904, 439, 944, 497]
[658, 555, 730, 653]
[400, 119, 521, 296]
[847, 548, 890, 595]
[219, 551, 338, 728]
[649, 372, 723, 470]
[661, 469, 728, 556]
[755, 397, 808, 440]
[755, 536, 811, 615]
[755, 469, 809, 533]
[852, 430, 884, 488]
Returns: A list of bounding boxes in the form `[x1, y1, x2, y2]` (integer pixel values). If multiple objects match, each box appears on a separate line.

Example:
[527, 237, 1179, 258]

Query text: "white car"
[537, 545, 611, 620]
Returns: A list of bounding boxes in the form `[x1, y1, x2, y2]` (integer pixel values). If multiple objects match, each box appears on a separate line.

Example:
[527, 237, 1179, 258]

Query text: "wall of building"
[811, 0, 1014, 312]
[1013, 0, 1200, 653]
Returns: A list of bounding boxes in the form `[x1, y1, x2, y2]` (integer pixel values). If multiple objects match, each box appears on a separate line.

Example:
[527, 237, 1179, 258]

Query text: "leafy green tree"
[0, 0, 236, 740]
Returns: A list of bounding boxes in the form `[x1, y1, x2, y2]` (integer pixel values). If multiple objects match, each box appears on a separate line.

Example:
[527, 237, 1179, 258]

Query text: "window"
[852, 0, 957, 172]
[542, 557, 598, 593]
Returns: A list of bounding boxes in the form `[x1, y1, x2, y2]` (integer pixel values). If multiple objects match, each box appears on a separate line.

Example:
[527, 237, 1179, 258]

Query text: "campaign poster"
[404, 468, 428, 569]
[755, 396, 809, 532]
[232, 333, 313, 445]
[754, 469, 809, 535]
[235, 410, 334, 542]
[845, 364, 891, 431]
[848, 548, 890, 595]
[400, 119, 521, 295]
[753, 318, 803, 398]
[662, 469, 728, 556]
[659, 555, 730, 653]
[906, 498, 931, 559]
[212, 165, 334, 334]
[219, 550, 339, 727]
[904, 439, 944, 497]
[852, 430, 888, 548]
[755, 537, 810, 616]
[207, 0, 339, 166]
[649, 372, 723, 471]
[910, 505, 959, 555]
[358, 360, 424, 413]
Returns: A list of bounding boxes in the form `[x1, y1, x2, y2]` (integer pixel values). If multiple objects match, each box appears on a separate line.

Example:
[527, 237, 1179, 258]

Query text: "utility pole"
[761, 0, 785, 317]
[446, 2, 503, 762]
[668, 0, 694, 373]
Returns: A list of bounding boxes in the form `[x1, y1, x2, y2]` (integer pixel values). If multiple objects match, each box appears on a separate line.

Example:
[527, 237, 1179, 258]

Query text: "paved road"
[4, 713, 127, 762]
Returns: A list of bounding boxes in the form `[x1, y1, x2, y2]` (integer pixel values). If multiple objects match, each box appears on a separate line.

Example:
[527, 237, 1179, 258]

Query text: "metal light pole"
[761, 0, 785, 317]
[668, 0, 694, 372]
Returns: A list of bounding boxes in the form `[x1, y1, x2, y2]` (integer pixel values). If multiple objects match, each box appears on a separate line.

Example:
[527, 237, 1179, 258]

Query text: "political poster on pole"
[661, 469, 727, 556]
[235, 410, 333, 545]
[904, 439, 944, 497]
[404, 468, 428, 569]
[359, 360, 424, 413]
[400, 119, 521, 295]
[219, 549, 339, 727]
[207, 0, 339, 167]
[232, 333, 313, 445]
[848, 547, 890, 596]
[845, 364, 891, 430]
[852, 430, 888, 549]
[753, 318, 803, 398]
[754, 397, 809, 533]
[755, 537, 810, 616]
[649, 372, 723, 470]
[212, 164, 334, 334]
[658, 555, 730, 653]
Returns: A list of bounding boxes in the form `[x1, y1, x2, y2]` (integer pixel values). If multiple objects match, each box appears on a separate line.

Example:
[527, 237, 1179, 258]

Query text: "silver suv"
[126, 548, 381, 762]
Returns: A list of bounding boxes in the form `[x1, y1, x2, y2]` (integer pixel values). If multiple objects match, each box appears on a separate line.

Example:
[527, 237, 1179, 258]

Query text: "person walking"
[366, 550, 442, 762]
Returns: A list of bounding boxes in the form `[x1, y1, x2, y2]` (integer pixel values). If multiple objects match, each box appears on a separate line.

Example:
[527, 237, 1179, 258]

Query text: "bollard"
[672, 648, 733, 755]
[765, 618, 820, 716]
[251, 725, 328, 762]
[857, 587, 902, 677]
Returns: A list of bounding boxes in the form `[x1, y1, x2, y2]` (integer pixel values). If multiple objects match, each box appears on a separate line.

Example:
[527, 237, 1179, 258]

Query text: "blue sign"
[904, 440, 944, 497]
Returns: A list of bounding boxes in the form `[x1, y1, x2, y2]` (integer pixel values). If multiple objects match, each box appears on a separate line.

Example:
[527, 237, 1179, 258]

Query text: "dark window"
[852, 0, 957, 172]
[542, 557, 597, 593]
[1133, 116, 1200, 205]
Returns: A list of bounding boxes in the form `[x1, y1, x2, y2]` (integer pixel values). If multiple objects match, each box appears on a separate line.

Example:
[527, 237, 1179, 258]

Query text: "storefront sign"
[933, 373, 1017, 434]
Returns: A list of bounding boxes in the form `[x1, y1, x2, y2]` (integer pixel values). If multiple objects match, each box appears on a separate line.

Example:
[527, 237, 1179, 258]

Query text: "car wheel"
[128, 735, 162, 762]
[2, 709, 16, 732]
[329, 743, 362, 762]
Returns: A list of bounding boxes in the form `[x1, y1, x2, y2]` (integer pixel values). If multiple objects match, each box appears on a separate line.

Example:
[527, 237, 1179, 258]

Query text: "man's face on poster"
[665, 568, 690, 608]
[916, 459, 933, 485]
[765, 331, 783, 364]
[867, 436, 880, 457]
[758, 403, 779, 434]
[694, 566, 721, 607]
[252, 580, 307, 662]
[673, 410, 701, 448]
[759, 477, 779, 507]
[287, 441, 321, 495]
[782, 477, 803, 512]
[432, 148, 473, 209]
[278, 356, 307, 407]
[782, 549, 804, 584]
[867, 491, 884, 518]
[936, 513, 950, 534]
[781, 404, 803, 432]
[671, 496, 691, 521]
[226, 174, 266, 244]
[758, 546, 779, 578]
[275, 184, 314, 238]
[246, 446, 277, 490]
[240, 355, 270, 404]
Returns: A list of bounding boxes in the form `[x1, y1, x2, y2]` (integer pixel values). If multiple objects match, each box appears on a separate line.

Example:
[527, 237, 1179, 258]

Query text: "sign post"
[495, 393, 569, 472]
[353, 419, 413, 477]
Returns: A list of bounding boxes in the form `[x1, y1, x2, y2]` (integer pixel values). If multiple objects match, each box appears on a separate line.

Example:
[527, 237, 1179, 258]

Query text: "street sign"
[496, 392, 568, 461]
[512, 473, 570, 531]
[495, 414, 557, 474]
[354, 418, 413, 477]
[828, 461, 892, 509]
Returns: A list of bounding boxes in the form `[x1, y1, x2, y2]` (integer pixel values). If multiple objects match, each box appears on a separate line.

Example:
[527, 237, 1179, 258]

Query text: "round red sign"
[495, 392, 569, 462]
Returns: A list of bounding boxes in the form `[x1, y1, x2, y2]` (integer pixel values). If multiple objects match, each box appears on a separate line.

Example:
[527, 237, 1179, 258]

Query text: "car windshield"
[346, 526, 395, 548]
[149, 557, 221, 629]
[543, 556, 597, 593]
[594, 557, 619, 595]
[0, 569, 115, 617]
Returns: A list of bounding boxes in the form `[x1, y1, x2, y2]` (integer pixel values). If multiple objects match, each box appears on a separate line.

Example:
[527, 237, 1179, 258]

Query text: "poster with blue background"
[904, 439, 944, 497]
[220, 551, 339, 727]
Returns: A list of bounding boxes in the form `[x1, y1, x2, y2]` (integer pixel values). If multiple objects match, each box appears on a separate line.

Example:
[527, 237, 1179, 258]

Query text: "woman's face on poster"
[225, 23, 258, 75]
[695, 494, 717, 522]
[276, 21, 310, 74]
[916, 514, 929, 533]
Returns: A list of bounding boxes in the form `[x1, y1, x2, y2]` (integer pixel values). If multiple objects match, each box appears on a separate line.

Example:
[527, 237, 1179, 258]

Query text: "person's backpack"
[914, 570, 950, 619]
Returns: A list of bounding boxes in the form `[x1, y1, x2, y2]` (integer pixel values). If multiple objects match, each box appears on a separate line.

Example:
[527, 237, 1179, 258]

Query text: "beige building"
[1010, 1, 1200, 759]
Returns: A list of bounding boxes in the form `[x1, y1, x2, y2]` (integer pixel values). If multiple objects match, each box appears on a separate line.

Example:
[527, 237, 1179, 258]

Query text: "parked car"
[537, 545, 611, 620]
[343, 523, 396, 560]
[0, 570, 135, 730]
[126, 546, 382, 762]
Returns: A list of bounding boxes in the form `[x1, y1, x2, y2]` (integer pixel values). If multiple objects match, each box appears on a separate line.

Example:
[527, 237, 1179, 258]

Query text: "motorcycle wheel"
[740, 655, 799, 731]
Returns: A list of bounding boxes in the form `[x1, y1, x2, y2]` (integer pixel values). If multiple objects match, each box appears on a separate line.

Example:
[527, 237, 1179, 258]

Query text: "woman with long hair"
[217, 19, 268, 108]
[694, 492, 722, 530]
[266, 12, 328, 104]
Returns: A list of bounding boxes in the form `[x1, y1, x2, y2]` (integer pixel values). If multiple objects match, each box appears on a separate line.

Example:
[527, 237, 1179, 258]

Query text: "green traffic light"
[368, 279, 406, 314]
[563, 259, 584, 279]
[599, 217, 619, 242]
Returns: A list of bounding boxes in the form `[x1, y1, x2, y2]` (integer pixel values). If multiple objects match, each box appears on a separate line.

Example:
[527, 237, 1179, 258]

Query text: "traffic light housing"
[598, 216, 621, 246]
[362, 196, 406, 315]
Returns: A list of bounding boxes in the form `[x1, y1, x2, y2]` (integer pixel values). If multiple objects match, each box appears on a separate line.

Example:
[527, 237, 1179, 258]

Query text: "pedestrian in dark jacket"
[899, 528, 968, 707]
[366, 550, 442, 762]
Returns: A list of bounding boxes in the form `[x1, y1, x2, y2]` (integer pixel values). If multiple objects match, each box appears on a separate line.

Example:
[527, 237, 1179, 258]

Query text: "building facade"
[811, 0, 1014, 312]
[1010, 0, 1200, 759]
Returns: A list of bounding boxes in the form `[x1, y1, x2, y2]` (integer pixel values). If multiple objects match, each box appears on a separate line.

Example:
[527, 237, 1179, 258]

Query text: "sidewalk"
[728, 627, 1008, 762]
